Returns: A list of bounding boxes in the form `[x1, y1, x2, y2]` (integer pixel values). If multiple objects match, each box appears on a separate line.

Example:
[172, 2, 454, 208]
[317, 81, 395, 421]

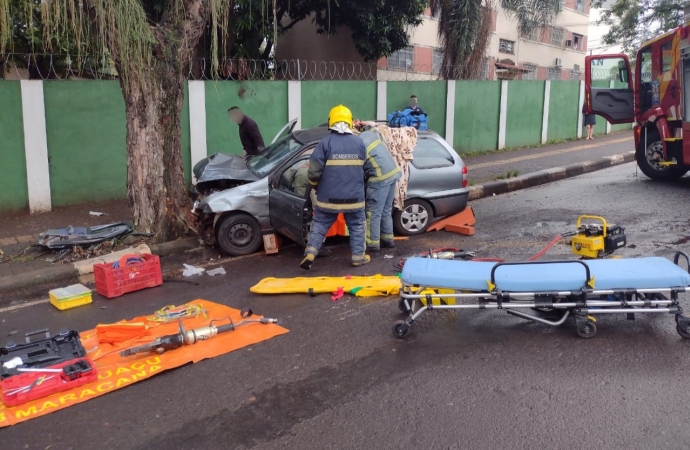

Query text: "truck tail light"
[462, 165, 468, 188]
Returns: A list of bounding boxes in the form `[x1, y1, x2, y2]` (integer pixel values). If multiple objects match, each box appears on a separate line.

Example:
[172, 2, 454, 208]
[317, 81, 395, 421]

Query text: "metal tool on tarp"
[120, 308, 278, 357]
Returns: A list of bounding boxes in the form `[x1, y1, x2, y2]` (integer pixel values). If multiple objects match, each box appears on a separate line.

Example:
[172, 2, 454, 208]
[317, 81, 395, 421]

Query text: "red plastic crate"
[94, 253, 163, 298]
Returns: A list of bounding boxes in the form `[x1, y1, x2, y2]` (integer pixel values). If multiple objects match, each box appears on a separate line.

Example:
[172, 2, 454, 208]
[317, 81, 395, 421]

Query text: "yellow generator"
[571, 215, 627, 258]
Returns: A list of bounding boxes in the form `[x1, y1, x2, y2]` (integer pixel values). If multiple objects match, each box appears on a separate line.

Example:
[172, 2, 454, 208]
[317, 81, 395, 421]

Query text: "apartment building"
[379, 2, 591, 81]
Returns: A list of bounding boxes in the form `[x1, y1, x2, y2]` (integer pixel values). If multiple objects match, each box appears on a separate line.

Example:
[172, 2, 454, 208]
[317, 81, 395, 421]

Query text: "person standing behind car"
[360, 129, 402, 252]
[408, 95, 425, 115]
[228, 106, 265, 156]
[300, 105, 370, 270]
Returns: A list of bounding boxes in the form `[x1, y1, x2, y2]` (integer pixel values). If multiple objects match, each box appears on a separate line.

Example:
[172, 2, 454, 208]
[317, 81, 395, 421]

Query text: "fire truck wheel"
[636, 129, 688, 180]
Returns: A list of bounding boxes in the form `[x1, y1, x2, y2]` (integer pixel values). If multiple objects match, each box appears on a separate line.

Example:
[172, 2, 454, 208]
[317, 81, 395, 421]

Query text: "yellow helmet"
[328, 105, 353, 128]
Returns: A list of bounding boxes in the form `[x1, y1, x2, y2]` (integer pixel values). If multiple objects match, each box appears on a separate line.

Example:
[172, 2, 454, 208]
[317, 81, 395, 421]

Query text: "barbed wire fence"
[1, 53, 593, 82]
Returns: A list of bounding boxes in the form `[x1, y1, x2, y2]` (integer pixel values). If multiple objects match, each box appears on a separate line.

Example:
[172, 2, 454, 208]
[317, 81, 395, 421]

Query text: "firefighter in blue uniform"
[300, 105, 370, 269]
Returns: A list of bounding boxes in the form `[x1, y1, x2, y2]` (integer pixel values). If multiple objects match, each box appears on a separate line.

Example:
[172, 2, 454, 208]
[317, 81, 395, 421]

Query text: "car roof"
[292, 125, 441, 145]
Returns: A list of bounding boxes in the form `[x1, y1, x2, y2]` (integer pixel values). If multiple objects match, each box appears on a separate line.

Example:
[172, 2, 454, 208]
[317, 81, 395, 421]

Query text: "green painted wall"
[505, 81, 545, 148]
[547, 81, 580, 142]
[181, 84, 191, 185]
[0, 81, 28, 213]
[44, 81, 127, 206]
[454, 81, 501, 153]
[205, 81, 288, 155]
[301, 81, 376, 128]
[387, 81, 447, 137]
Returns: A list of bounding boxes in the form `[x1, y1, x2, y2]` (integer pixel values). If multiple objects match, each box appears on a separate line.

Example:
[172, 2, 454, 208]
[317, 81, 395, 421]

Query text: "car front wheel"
[394, 199, 433, 235]
[216, 213, 262, 256]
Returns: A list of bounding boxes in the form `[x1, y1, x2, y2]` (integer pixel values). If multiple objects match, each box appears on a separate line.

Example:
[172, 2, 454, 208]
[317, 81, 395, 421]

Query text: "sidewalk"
[0, 132, 634, 285]
[464, 131, 633, 184]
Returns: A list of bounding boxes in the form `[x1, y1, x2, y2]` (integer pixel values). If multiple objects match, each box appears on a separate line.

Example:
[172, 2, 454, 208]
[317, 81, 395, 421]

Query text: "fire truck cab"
[585, 23, 690, 180]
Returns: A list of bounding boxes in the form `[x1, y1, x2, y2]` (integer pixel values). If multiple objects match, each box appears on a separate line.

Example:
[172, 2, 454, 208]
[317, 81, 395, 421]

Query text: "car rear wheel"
[216, 213, 262, 256]
[394, 199, 433, 235]
[636, 129, 688, 180]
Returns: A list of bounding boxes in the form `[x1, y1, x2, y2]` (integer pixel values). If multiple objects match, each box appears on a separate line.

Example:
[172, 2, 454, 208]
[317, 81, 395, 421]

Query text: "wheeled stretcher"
[394, 252, 690, 339]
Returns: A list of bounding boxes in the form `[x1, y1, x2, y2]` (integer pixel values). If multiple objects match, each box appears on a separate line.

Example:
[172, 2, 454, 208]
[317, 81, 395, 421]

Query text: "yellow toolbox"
[49, 284, 93, 311]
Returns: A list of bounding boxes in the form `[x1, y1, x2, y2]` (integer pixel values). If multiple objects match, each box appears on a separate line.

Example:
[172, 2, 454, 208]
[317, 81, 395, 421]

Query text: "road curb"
[467, 151, 635, 201]
[0, 237, 203, 306]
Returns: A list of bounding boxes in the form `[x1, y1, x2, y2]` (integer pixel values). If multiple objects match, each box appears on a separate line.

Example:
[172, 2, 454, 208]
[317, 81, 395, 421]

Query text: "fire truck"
[585, 15, 690, 180]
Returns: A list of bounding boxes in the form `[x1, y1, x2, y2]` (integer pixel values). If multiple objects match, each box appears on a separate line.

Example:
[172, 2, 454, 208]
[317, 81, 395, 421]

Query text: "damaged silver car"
[192, 120, 470, 256]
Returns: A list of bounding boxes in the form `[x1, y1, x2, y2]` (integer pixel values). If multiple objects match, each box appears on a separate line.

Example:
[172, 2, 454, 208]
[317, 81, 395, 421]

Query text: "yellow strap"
[326, 160, 364, 166]
[315, 200, 365, 210]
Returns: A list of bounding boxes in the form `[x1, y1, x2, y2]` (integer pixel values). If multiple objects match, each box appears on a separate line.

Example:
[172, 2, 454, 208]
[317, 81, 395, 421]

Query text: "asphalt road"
[2, 162, 690, 450]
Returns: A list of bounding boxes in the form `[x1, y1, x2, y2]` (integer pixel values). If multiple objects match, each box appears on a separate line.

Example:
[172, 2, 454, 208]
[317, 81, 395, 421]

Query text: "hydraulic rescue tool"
[120, 308, 278, 357]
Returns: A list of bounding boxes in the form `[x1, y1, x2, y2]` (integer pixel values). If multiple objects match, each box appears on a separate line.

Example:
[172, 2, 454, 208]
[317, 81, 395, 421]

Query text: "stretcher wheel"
[398, 298, 410, 313]
[676, 325, 690, 339]
[392, 320, 411, 339]
[576, 321, 597, 339]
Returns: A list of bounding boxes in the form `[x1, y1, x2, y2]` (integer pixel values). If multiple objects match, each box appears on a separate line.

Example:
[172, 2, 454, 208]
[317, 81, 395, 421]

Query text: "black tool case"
[605, 225, 627, 252]
[0, 329, 86, 379]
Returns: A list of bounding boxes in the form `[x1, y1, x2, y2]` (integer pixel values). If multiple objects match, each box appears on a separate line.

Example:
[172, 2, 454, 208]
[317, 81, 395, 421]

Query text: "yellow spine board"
[250, 275, 401, 297]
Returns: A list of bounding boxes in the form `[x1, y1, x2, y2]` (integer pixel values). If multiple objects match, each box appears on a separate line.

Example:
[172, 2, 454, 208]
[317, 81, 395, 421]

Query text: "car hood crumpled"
[193, 153, 259, 184]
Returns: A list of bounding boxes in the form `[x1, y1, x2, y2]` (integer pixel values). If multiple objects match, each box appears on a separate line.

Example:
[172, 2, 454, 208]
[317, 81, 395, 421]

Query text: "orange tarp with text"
[0, 299, 288, 427]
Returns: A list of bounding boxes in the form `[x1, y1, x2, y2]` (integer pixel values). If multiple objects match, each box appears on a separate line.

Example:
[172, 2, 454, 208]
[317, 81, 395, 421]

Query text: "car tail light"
[462, 165, 468, 188]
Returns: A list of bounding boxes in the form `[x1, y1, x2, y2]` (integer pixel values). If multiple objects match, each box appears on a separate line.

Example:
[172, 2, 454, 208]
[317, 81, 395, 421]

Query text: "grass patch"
[493, 170, 520, 180]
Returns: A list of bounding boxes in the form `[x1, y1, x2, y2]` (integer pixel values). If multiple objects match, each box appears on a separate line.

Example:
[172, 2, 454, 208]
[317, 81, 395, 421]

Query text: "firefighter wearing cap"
[300, 105, 369, 270]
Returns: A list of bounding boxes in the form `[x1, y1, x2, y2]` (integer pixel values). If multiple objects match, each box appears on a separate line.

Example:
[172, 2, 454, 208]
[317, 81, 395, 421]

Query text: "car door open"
[268, 157, 312, 246]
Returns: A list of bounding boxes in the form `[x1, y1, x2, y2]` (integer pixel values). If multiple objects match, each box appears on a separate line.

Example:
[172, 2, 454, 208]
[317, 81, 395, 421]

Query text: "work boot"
[300, 246, 318, 270]
[381, 240, 395, 249]
[300, 254, 315, 270]
[367, 245, 381, 253]
[351, 254, 371, 267]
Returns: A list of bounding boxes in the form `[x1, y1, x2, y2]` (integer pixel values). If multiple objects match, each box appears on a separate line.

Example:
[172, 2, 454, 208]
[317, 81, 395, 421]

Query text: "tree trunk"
[119, 65, 192, 242]
[112, 1, 211, 243]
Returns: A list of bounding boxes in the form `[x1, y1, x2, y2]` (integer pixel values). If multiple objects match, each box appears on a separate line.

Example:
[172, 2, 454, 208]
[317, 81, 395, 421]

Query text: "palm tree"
[431, 0, 561, 80]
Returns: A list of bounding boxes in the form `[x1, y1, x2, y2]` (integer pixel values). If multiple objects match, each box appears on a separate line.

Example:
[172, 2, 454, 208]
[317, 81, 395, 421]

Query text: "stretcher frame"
[394, 252, 690, 339]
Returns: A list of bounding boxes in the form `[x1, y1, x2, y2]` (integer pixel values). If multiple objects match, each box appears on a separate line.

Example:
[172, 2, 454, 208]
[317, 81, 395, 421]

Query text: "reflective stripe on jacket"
[360, 130, 401, 185]
[308, 132, 366, 212]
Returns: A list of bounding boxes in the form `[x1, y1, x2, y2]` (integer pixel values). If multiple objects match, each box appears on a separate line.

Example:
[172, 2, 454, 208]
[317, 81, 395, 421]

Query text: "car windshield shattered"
[248, 135, 302, 178]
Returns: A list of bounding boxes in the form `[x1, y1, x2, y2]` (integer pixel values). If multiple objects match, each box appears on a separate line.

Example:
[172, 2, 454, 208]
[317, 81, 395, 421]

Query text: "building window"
[432, 48, 443, 74]
[524, 26, 540, 42]
[551, 27, 565, 47]
[499, 39, 515, 54]
[661, 41, 673, 72]
[522, 63, 538, 80]
[387, 47, 414, 70]
[575, 0, 585, 12]
[547, 67, 561, 80]
[480, 57, 489, 80]
[572, 34, 583, 51]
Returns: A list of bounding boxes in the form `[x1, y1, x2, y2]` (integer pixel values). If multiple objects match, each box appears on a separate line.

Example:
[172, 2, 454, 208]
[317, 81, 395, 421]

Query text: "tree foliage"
[592, 0, 684, 55]
[229, 0, 427, 62]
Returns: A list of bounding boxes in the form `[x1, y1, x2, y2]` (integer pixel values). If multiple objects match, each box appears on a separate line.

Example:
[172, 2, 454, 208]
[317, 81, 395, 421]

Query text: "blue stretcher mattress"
[400, 257, 690, 292]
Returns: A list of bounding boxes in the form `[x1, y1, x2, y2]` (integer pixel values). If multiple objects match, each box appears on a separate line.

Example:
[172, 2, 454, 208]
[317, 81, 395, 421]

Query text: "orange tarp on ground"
[0, 299, 288, 427]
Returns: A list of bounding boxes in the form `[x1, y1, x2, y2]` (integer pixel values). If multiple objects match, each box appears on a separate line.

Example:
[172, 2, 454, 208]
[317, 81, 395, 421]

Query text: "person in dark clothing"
[408, 95, 425, 115]
[300, 105, 369, 270]
[228, 106, 265, 155]
[582, 103, 596, 140]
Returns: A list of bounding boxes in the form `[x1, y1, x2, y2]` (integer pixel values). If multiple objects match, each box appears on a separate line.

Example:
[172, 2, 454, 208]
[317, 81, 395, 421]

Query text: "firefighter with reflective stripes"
[300, 105, 370, 269]
[360, 129, 402, 251]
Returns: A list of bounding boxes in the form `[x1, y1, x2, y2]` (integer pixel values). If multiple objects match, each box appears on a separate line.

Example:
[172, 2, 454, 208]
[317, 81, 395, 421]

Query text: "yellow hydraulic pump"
[571, 215, 627, 259]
